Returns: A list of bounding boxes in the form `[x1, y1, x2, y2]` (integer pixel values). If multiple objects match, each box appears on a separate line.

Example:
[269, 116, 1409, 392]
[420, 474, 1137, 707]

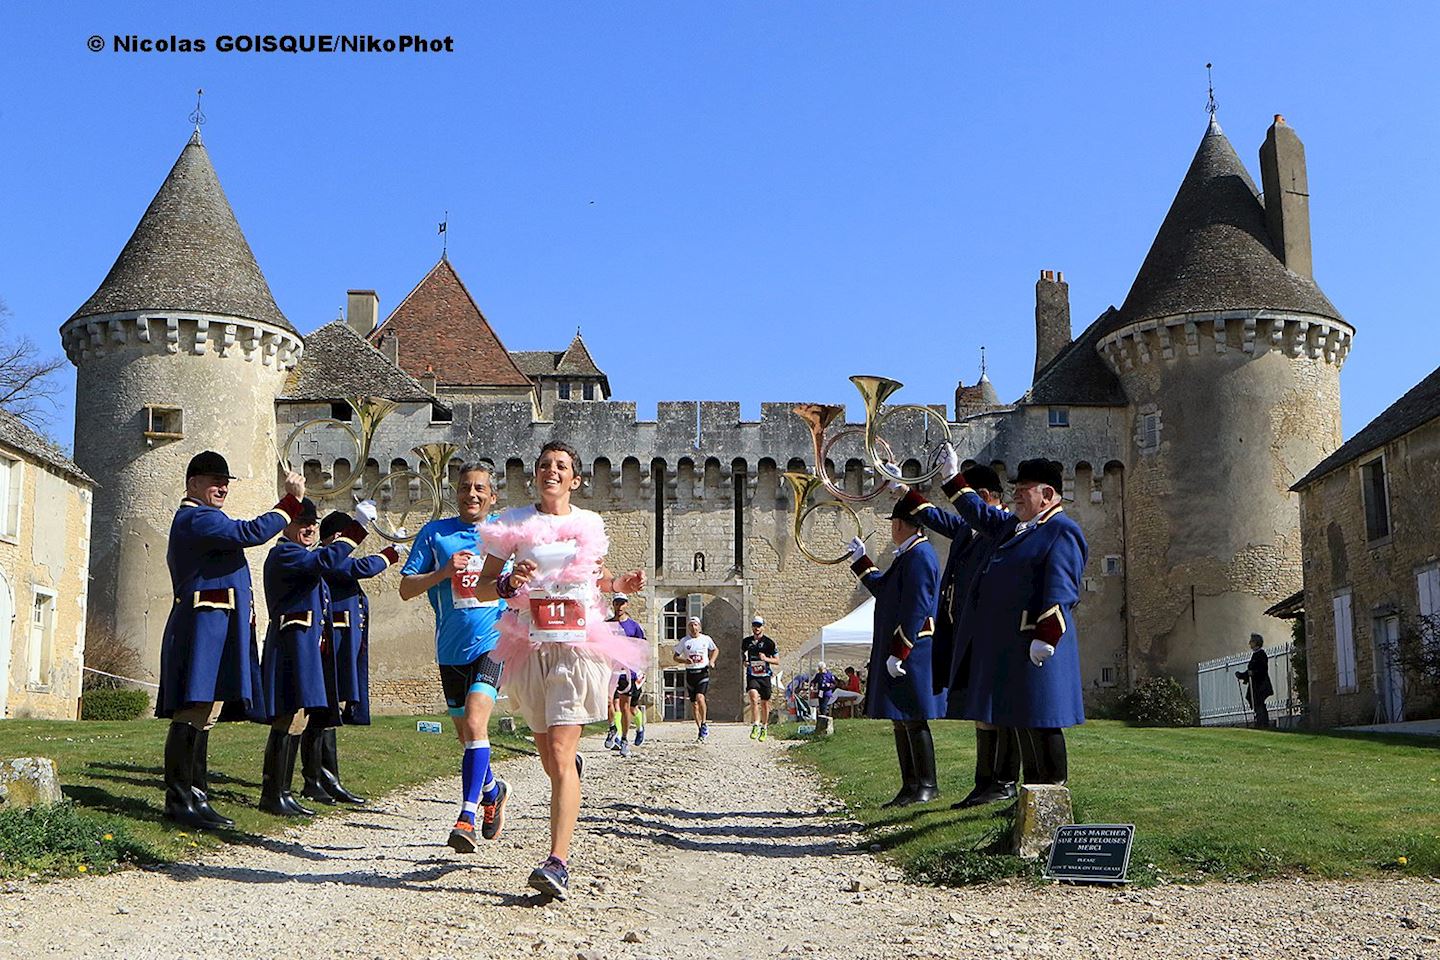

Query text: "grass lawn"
[785, 718, 1440, 885]
[0, 715, 534, 879]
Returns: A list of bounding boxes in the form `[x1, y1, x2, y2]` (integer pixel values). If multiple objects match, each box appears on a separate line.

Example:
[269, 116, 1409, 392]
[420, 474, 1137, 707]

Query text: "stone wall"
[1300, 416, 1440, 726]
[0, 457, 93, 720]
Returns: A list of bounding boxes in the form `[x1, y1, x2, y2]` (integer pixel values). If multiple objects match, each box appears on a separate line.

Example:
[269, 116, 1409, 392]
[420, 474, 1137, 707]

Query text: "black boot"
[280, 734, 315, 816]
[319, 728, 366, 804]
[908, 722, 940, 804]
[299, 726, 336, 805]
[259, 729, 292, 815]
[882, 722, 918, 808]
[190, 729, 235, 828]
[1038, 728, 1068, 785]
[955, 727, 998, 808]
[163, 722, 212, 829]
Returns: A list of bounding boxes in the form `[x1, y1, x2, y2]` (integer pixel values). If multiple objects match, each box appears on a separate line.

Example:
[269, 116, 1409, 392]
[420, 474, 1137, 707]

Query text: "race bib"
[749, 660, 770, 677]
[451, 553, 486, 609]
[528, 585, 588, 643]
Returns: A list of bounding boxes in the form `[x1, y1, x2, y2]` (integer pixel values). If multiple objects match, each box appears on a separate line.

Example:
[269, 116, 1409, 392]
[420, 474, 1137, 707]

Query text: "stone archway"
[700, 597, 744, 722]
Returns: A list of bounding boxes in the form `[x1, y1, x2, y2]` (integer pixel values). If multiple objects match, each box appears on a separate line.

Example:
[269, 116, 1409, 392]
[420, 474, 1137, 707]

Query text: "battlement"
[60, 312, 304, 369]
[1097, 310, 1354, 372]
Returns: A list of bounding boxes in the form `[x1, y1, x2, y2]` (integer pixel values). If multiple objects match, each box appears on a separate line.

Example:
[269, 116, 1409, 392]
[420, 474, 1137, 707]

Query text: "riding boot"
[258, 729, 294, 815]
[954, 727, 998, 808]
[882, 722, 918, 808]
[299, 726, 336, 805]
[320, 728, 366, 804]
[908, 722, 940, 804]
[1038, 728, 1068, 785]
[163, 722, 212, 829]
[189, 728, 235, 828]
[280, 734, 315, 817]
[1018, 728, 1044, 785]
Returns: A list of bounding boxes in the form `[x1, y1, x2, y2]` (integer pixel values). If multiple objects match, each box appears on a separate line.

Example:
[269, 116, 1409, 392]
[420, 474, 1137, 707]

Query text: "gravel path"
[2, 722, 1436, 959]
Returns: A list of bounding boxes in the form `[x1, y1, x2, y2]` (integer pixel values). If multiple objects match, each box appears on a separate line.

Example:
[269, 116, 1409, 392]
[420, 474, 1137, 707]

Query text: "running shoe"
[634, 727, 645, 746]
[750, 723, 760, 740]
[699, 722, 710, 741]
[480, 779, 509, 841]
[603, 728, 616, 750]
[618, 739, 631, 758]
[528, 856, 570, 900]
[446, 819, 477, 854]
[758, 726, 768, 742]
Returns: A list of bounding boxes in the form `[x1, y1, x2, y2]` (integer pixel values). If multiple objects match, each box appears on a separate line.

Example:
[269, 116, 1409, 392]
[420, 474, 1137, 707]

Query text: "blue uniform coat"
[852, 535, 945, 721]
[260, 521, 366, 722]
[322, 546, 399, 726]
[896, 489, 1003, 708]
[156, 494, 303, 720]
[951, 489, 1088, 729]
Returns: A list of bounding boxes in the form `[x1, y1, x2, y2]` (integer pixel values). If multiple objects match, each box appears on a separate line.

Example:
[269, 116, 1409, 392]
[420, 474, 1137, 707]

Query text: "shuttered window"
[1417, 565, 1440, 652]
[1332, 590, 1357, 692]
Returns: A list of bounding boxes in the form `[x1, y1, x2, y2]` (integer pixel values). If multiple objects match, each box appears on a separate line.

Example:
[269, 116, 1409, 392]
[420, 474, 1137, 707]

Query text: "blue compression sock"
[460, 739, 491, 823]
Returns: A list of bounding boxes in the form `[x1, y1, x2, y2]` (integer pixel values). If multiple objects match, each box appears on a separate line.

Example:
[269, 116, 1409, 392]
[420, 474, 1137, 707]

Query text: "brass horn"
[273, 396, 400, 499]
[356, 441, 457, 543]
[850, 375, 953, 485]
[782, 470, 869, 566]
[792, 403, 894, 503]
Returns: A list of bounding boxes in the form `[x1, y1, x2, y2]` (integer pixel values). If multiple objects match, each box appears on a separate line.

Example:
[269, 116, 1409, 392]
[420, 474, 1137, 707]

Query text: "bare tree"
[0, 297, 66, 430]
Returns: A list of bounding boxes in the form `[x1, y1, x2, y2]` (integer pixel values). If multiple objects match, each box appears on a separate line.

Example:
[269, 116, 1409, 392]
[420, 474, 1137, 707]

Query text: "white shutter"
[1417, 566, 1440, 652]
[1332, 592, 1356, 691]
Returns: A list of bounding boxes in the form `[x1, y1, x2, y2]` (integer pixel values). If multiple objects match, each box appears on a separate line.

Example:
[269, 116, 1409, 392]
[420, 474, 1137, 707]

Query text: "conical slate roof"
[1103, 118, 1340, 336]
[282, 320, 439, 403]
[69, 131, 293, 332]
[555, 332, 604, 376]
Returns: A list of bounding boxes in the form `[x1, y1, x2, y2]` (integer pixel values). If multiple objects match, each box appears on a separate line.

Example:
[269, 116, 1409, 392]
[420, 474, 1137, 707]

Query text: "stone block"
[0, 758, 63, 810]
[497, 716, 517, 735]
[815, 715, 834, 736]
[1010, 784, 1073, 859]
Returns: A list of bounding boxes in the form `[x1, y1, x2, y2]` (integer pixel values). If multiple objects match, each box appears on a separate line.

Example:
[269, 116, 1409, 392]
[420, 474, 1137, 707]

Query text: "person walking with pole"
[1235, 634, 1273, 729]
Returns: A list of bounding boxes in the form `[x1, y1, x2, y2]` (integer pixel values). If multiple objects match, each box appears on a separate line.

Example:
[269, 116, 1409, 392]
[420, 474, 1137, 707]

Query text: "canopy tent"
[796, 598, 875, 667]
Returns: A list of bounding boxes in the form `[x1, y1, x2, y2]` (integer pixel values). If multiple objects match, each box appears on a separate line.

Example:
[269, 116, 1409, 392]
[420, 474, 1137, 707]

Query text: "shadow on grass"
[85, 760, 262, 789]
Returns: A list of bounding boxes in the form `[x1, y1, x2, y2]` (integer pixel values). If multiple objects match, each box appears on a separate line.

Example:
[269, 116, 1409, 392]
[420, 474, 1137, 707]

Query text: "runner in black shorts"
[439, 652, 504, 713]
[742, 617, 780, 742]
[672, 617, 718, 741]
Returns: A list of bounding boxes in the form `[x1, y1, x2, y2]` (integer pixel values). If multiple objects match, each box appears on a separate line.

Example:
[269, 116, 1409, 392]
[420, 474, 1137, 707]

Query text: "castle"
[61, 112, 1353, 722]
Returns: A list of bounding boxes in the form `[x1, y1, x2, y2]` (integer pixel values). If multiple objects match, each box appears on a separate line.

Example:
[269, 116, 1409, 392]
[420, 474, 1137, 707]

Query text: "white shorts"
[504, 644, 611, 733]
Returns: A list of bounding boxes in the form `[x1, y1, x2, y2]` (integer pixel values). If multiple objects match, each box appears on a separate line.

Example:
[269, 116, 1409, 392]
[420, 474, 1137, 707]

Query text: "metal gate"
[1197, 643, 1299, 727]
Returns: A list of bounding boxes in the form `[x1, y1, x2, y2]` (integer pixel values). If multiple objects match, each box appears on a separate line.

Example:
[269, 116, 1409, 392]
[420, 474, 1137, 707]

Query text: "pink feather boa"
[478, 509, 647, 672]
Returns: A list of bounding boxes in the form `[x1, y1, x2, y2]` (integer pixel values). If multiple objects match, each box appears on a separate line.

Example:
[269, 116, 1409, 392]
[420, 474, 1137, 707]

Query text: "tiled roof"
[511, 351, 560, 377]
[368, 258, 533, 388]
[1102, 118, 1341, 337]
[281, 321, 441, 404]
[69, 131, 293, 332]
[1293, 362, 1440, 490]
[1026, 309, 1128, 406]
[555, 333, 604, 376]
[0, 409, 93, 485]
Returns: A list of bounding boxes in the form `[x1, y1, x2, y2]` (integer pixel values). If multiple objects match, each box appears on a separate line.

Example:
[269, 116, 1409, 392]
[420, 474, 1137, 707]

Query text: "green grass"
[0, 715, 534, 879]
[784, 719, 1440, 886]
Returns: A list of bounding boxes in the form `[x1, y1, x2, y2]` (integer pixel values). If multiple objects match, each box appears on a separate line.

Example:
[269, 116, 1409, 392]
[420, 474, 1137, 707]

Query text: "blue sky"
[2, 2, 1435, 450]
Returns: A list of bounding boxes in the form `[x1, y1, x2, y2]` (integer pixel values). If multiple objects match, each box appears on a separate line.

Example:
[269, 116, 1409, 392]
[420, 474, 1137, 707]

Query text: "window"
[582, 382, 595, 401]
[1417, 564, 1440, 653]
[663, 598, 689, 641]
[329, 401, 353, 422]
[1140, 412, 1161, 450]
[1103, 555, 1122, 576]
[28, 589, 55, 687]
[1332, 590, 1357, 692]
[430, 402, 452, 424]
[1099, 666, 1116, 688]
[558, 382, 571, 400]
[0, 455, 20, 539]
[144, 404, 184, 439]
[1360, 456, 1390, 541]
[1048, 406, 1070, 428]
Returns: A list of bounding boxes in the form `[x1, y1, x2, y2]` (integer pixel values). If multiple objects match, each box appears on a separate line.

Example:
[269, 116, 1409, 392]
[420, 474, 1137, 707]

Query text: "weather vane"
[1205, 63, 1217, 118]
[438, 210, 448, 258]
[980, 345, 988, 380]
[189, 88, 206, 130]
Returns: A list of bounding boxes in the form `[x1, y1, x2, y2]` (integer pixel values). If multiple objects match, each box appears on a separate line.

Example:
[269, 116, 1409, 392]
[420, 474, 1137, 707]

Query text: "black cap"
[320, 510, 350, 540]
[1015, 458, 1063, 491]
[962, 464, 1004, 496]
[889, 499, 918, 522]
[296, 498, 319, 524]
[186, 450, 235, 480]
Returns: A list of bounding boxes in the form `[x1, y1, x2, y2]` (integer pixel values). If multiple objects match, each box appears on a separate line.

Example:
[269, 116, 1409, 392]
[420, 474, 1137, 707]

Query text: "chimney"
[1259, 115, 1312, 279]
[377, 331, 398, 365]
[1034, 269, 1071, 377]
[346, 289, 380, 337]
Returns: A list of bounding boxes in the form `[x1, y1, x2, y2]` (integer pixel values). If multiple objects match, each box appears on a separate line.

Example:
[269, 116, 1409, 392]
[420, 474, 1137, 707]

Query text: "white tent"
[797, 598, 875, 666]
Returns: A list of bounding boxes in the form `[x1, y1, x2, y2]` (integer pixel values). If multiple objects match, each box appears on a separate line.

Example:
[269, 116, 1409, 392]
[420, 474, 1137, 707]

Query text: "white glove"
[353, 499, 379, 525]
[886, 655, 907, 679]
[847, 537, 867, 564]
[1029, 640, 1056, 667]
[880, 460, 908, 494]
[938, 442, 962, 482]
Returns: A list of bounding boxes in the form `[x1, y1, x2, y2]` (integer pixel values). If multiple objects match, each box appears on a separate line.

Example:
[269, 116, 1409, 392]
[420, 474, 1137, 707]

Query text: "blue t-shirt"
[813, 671, 839, 696]
[402, 515, 505, 665]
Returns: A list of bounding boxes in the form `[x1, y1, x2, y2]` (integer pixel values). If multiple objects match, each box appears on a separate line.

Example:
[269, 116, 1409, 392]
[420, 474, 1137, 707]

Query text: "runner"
[672, 617, 718, 741]
[742, 616, 780, 741]
[398, 462, 510, 855]
[606, 594, 648, 756]
[476, 441, 646, 900]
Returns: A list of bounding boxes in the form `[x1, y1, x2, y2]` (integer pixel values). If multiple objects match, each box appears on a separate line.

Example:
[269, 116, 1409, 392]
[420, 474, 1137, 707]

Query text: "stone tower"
[1096, 116, 1354, 683]
[60, 130, 303, 677]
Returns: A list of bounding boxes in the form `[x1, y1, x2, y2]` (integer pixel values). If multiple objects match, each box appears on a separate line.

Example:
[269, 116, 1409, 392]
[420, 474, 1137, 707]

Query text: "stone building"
[64, 110, 1356, 723]
[1292, 363, 1440, 726]
[0, 410, 95, 720]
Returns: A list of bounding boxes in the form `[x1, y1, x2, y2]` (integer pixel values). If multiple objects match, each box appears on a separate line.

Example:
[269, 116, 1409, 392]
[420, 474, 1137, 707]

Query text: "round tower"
[1097, 116, 1353, 685]
[60, 129, 303, 679]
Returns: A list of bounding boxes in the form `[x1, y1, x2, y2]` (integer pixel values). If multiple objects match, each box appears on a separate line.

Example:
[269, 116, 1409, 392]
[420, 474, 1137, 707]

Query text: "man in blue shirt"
[400, 461, 509, 853]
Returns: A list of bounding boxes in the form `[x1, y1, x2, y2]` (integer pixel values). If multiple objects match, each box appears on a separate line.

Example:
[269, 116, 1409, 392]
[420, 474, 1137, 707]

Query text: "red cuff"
[1035, 608, 1065, 646]
[333, 520, 369, 547]
[850, 554, 877, 577]
[380, 545, 400, 565]
[275, 494, 304, 520]
[889, 639, 912, 661]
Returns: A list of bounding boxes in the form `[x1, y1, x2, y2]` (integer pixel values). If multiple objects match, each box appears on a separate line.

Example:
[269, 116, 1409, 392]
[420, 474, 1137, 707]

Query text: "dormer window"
[583, 382, 595, 401]
[558, 382, 571, 400]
